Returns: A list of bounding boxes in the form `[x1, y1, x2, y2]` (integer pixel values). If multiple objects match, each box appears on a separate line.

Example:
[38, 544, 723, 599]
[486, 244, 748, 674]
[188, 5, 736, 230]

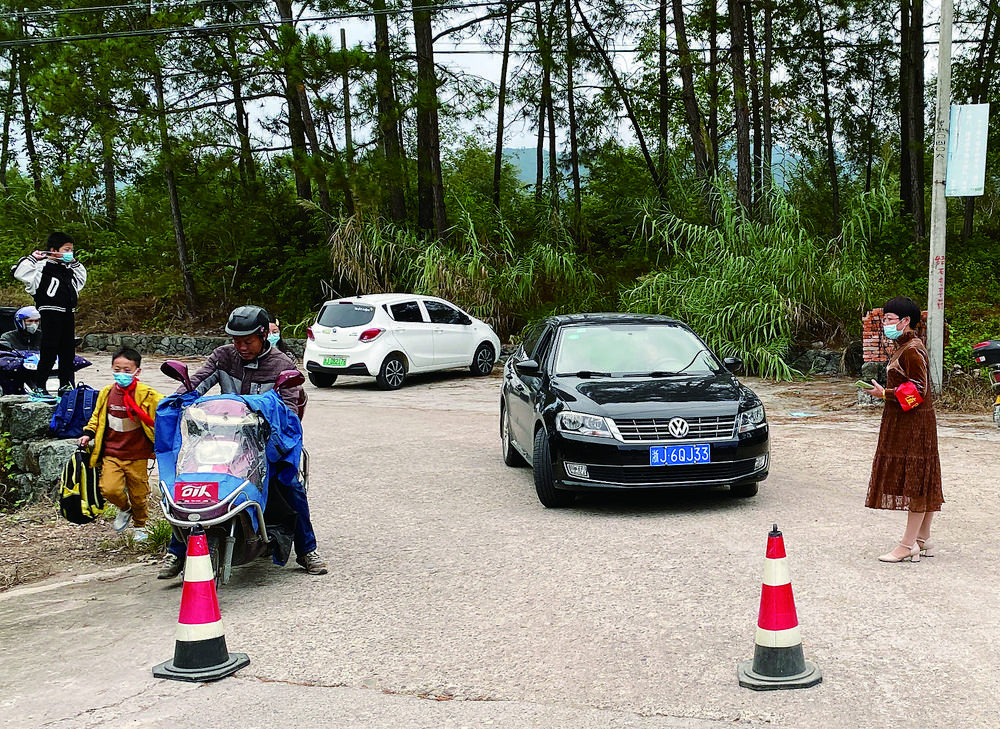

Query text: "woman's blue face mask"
[267, 333, 280, 346]
[883, 317, 905, 340]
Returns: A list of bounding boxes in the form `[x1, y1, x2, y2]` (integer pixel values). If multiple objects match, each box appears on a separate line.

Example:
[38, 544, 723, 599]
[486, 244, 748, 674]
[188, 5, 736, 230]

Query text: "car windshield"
[317, 302, 376, 328]
[553, 323, 720, 376]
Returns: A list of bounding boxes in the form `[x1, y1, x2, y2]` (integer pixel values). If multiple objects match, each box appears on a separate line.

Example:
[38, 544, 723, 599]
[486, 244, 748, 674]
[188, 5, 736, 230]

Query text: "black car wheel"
[376, 354, 406, 390]
[501, 404, 526, 467]
[308, 372, 338, 388]
[729, 481, 759, 498]
[533, 428, 575, 507]
[470, 342, 496, 376]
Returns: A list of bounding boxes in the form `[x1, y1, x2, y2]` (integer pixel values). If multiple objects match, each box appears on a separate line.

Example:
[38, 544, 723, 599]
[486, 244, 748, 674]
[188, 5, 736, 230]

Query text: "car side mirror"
[275, 369, 305, 389]
[723, 357, 743, 374]
[515, 359, 540, 377]
[160, 360, 193, 391]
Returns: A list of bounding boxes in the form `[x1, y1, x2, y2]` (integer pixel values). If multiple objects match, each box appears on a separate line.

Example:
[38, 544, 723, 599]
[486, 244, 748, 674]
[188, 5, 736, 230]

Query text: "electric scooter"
[972, 340, 1000, 426]
[155, 360, 306, 585]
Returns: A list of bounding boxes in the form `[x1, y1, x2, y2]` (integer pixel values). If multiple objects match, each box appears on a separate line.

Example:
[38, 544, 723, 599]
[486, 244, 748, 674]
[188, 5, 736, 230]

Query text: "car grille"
[612, 416, 736, 442]
[584, 459, 758, 485]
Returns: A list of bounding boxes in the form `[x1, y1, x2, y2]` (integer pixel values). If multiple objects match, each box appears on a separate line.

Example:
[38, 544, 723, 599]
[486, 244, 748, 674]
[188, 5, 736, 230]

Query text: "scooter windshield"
[176, 399, 269, 487]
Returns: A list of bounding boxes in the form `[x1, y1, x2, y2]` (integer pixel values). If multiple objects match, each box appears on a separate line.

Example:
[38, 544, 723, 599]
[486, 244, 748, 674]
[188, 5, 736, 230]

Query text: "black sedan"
[500, 313, 769, 507]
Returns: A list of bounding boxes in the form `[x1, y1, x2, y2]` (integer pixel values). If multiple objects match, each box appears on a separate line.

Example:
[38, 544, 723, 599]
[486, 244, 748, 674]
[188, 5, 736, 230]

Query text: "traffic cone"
[153, 526, 249, 682]
[737, 524, 822, 690]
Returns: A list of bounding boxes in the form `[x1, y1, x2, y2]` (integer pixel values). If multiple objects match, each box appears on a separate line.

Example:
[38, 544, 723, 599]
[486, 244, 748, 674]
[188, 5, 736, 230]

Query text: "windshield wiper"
[623, 370, 679, 377]
[559, 370, 614, 378]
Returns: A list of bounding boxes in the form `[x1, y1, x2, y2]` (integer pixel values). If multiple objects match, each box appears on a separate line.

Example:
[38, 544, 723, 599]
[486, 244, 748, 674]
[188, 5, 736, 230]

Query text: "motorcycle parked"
[971, 340, 1000, 426]
[155, 360, 306, 585]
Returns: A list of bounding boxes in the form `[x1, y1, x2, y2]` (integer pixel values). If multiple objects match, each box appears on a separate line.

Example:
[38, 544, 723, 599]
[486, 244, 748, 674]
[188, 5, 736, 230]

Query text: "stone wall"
[81, 333, 306, 360]
[0, 396, 77, 504]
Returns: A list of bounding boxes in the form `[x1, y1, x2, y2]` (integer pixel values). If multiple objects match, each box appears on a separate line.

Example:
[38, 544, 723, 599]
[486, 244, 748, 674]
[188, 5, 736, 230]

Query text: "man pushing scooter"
[156, 305, 327, 579]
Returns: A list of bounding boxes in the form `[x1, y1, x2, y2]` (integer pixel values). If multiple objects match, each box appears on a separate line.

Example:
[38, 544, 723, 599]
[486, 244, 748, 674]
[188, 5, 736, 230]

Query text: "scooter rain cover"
[155, 390, 304, 563]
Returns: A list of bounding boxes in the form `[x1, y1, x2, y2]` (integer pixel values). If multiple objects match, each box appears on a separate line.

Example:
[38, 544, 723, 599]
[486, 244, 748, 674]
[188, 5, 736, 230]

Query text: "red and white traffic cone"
[153, 526, 249, 682]
[738, 524, 822, 690]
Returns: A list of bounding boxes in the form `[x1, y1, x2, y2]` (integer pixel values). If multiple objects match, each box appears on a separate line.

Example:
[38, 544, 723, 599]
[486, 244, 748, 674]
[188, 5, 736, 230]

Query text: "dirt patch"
[0, 502, 163, 590]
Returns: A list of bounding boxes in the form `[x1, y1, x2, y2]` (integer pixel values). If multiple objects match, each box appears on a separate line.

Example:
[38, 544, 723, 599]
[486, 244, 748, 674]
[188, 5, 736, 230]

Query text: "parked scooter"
[155, 360, 306, 585]
[972, 340, 1000, 426]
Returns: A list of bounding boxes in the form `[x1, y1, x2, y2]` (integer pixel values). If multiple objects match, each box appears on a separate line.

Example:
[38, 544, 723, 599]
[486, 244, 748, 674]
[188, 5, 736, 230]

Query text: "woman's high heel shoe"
[878, 542, 921, 563]
[916, 538, 934, 557]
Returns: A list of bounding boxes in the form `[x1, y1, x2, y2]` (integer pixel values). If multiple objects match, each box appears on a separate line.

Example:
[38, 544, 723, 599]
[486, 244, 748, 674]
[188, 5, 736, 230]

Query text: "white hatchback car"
[303, 294, 502, 389]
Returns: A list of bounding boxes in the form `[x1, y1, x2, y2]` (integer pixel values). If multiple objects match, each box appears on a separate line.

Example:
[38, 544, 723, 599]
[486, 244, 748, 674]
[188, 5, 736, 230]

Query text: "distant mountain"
[502, 148, 537, 184]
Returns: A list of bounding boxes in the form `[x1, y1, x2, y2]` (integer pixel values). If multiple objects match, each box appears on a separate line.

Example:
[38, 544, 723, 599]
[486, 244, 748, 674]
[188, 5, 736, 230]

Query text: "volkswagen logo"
[667, 417, 690, 438]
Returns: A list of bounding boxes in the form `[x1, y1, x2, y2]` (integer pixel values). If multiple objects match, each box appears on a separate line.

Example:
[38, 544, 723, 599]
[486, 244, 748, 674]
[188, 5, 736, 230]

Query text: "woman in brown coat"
[863, 296, 943, 562]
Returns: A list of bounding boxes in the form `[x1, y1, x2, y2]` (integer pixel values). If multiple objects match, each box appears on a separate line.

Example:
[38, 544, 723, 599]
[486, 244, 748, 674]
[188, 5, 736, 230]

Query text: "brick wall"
[862, 308, 929, 363]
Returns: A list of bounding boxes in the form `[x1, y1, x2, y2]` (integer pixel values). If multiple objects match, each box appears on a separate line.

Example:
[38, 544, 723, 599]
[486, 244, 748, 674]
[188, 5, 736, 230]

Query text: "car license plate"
[650, 444, 711, 466]
[323, 356, 347, 367]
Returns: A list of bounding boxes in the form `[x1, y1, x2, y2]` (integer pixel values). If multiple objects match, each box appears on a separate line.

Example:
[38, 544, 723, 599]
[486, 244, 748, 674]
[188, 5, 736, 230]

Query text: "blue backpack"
[50, 384, 99, 438]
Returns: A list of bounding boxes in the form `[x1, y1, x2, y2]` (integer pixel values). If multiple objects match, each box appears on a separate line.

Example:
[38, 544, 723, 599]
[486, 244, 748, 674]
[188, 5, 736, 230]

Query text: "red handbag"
[895, 381, 923, 411]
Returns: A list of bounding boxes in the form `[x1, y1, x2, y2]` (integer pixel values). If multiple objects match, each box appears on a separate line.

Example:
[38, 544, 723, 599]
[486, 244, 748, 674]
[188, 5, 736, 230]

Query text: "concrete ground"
[1, 353, 998, 728]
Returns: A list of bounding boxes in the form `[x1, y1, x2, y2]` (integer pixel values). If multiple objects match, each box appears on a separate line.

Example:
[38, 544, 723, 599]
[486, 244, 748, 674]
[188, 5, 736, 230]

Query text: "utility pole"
[927, 0, 953, 394]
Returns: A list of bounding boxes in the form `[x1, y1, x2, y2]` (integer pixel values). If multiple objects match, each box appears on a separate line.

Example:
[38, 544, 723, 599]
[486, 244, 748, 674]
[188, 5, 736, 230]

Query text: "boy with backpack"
[78, 347, 163, 542]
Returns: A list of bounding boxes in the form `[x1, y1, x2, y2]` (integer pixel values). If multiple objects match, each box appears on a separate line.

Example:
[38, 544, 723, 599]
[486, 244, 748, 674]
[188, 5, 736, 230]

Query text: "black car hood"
[553, 373, 749, 419]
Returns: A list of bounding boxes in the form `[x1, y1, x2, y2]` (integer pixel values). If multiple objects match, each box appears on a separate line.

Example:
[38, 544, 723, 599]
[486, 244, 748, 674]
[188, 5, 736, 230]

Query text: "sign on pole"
[945, 103, 990, 197]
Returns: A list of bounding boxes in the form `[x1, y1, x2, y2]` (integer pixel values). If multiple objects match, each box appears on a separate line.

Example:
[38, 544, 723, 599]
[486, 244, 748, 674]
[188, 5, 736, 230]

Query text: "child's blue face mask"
[60, 251, 74, 263]
[113, 373, 135, 388]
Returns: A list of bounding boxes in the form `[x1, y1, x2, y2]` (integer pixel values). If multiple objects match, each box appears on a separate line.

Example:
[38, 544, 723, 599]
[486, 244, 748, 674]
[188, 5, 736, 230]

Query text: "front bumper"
[549, 428, 769, 491]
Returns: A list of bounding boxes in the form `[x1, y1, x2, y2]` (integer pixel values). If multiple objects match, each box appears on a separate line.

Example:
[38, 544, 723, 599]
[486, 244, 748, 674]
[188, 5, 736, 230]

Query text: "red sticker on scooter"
[175, 481, 219, 505]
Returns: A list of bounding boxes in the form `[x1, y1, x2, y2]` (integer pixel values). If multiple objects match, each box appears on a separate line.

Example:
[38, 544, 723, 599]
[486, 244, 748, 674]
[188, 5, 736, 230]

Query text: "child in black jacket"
[11, 231, 87, 397]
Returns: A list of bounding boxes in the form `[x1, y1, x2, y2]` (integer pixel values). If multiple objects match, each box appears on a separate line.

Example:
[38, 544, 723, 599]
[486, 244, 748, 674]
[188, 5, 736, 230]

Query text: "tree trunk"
[275, 0, 312, 201]
[762, 0, 773, 199]
[672, 0, 713, 186]
[729, 0, 752, 210]
[534, 0, 546, 201]
[374, 0, 406, 223]
[341, 28, 354, 166]
[746, 0, 763, 210]
[904, 0, 924, 239]
[413, 2, 448, 238]
[101, 128, 117, 229]
[17, 49, 41, 195]
[575, 0, 665, 198]
[813, 0, 840, 230]
[709, 3, 719, 176]
[659, 0, 668, 170]
[226, 33, 258, 190]
[566, 0, 581, 218]
[0, 60, 16, 188]
[493, 3, 514, 210]
[153, 65, 199, 316]
[295, 82, 341, 227]
[962, 5, 998, 241]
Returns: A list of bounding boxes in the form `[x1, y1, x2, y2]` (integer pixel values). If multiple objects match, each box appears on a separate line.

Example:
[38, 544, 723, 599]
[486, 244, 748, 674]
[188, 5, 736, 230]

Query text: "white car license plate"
[323, 356, 347, 367]
[650, 444, 711, 466]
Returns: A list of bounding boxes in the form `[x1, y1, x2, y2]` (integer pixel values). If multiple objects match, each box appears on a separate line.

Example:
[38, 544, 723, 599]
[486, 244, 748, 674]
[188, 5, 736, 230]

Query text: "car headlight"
[557, 411, 614, 438]
[737, 405, 766, 433]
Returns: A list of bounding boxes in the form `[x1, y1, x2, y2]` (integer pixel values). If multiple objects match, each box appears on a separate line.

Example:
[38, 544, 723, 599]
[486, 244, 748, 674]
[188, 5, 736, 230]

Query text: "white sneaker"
[113, 508, 132, 532]
[131, 527, 148, 544]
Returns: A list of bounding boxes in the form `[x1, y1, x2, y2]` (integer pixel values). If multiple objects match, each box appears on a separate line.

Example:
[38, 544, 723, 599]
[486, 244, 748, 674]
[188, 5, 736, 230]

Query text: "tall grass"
[622, 182, 894, 379]
[325, 205, 601, 338]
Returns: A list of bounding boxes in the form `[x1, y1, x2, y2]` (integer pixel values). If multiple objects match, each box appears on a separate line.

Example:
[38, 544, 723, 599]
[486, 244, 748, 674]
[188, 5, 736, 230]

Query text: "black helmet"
[225, 305, 270, 337]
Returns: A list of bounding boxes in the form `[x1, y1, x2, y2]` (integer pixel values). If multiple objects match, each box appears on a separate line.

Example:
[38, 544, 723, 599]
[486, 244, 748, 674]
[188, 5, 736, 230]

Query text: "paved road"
[2, 355, 999, 728]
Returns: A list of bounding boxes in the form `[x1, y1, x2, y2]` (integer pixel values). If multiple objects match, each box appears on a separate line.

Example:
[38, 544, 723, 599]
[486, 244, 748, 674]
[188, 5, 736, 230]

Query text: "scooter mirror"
[275, 369, 305, 389]
[160, 360, 193, 391]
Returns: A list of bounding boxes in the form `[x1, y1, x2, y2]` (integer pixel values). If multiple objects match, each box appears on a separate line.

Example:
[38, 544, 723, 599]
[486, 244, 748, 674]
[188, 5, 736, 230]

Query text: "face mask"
[883, 322, 904, 340]
[113, 373, 135, 388]
[60, 251, 74, 262]
[24, 323, 38, 334]
[267, 333, 280, 346]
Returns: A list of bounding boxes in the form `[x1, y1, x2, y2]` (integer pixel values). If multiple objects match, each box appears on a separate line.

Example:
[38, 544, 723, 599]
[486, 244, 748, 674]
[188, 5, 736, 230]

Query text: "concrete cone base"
[737, 659, 822, 691]
[152, 652, 250, 683]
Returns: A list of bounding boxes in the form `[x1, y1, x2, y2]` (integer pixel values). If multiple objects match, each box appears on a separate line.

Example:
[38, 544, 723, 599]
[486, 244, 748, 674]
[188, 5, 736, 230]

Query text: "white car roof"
[322, 293, 448, 307]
